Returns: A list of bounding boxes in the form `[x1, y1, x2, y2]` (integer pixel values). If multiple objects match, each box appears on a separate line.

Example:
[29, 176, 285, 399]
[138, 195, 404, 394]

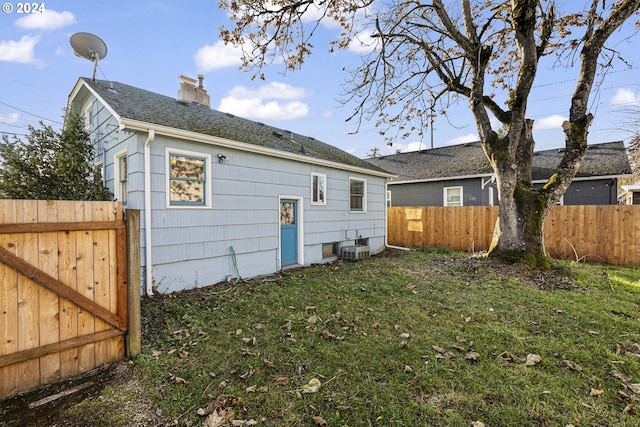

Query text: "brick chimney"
[177, 74, 210, 107]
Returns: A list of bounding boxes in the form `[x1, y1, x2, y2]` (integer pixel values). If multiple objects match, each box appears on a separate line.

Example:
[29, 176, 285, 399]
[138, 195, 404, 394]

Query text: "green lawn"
[75, 249, 640, 426]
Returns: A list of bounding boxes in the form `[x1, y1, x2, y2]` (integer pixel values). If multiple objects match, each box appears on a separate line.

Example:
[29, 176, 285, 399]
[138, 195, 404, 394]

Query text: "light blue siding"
[74, 91, 389, 294]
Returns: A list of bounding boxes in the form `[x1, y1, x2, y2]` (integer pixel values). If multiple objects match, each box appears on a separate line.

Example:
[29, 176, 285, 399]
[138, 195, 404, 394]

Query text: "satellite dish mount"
[70, 32, 108, 82]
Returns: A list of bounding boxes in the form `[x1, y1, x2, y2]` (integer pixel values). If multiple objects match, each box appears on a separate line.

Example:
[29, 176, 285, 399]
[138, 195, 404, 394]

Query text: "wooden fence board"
[37, 200, 61, 385]
[76, 203, 96, 374]
[57, 201, 79, 378]
[0, 201, 18, 398]
[388, 205, 640, 265]
[17, 200, 40, 393]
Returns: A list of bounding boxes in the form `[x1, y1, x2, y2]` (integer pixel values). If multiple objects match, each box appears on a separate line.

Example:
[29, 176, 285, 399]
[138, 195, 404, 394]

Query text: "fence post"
[126, 209, 141, 358]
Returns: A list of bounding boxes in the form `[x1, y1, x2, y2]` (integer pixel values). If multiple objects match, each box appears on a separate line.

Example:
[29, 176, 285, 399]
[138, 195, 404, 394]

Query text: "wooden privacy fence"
[388, 205, 640, 265]
[0, 200, 140, 400]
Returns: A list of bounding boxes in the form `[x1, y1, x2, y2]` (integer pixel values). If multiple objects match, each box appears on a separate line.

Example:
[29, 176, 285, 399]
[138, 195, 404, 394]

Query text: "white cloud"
[16, 10, 75, 30]
[348, 29, 378, 54]
[381, 141, 426, 154]
[217, 82, 310, 120]
[194, 41, 243, 72]
[0, 35, 39, 63]
[610, 88, 640, 106]
[445, 133, 478, 145]
[0, 112, 20, 124]
[228, 82, 306, 100]
[534, 114, 566, 130]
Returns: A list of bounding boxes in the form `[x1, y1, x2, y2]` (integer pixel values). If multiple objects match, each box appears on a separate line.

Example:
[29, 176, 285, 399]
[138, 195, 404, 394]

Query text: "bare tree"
[220, 0, 640, 267]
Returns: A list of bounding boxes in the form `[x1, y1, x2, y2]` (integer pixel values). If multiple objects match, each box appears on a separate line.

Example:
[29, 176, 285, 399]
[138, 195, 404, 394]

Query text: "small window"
[322, 242, 339, 259]
[114, 151, 127, 205]
[311, 173, 326, 205]
[349, 178, 367, 212]
[84, 103, 94, 128]
[386, 190, 392, 207]
[169, 153, 207, 206]
[444, 186, 463, 206]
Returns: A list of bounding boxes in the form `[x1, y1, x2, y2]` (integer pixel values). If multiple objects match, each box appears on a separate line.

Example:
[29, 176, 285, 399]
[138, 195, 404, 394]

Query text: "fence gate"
[0, 200, 131, 399]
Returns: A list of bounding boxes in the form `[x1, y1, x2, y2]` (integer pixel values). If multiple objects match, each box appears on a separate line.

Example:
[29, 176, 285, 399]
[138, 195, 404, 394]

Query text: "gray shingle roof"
[365, 141, 631, 182]
[82, 78, 387, 173]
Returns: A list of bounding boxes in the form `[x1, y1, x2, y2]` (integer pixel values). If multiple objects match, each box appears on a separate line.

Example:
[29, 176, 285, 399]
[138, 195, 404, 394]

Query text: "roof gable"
[366, 141, 631, 182]
[75, 78, 388, 175]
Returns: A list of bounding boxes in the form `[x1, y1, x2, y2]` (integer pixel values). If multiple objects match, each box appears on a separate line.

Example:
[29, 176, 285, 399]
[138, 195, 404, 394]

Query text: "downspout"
[144, 130, 155, 296]
[384, 180, 410, 251]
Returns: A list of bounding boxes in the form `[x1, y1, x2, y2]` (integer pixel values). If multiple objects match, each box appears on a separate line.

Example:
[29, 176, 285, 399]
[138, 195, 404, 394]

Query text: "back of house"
[68, 76, 393, 294]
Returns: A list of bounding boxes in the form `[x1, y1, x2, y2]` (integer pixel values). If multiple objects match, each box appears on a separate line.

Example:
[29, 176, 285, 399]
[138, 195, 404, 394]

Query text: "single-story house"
[365, 141, 631, 207]
[67, 75, 394, 294]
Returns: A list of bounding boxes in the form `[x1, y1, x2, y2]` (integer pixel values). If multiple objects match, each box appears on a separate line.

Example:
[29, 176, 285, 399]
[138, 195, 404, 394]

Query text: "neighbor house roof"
[71, 78, 391, 177]
[365, 141, 631, 183]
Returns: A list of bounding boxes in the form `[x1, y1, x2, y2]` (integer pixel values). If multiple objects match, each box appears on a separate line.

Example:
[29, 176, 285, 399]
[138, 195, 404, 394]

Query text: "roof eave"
[389, 172, 494, 185]
[68, 78, 121, 123]
[532, 173, 632, 184]
[120, 118, 396, 179]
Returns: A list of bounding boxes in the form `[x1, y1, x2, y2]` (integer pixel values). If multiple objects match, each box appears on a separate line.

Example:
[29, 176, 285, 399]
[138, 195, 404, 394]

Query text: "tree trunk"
[486, 121, 552, 269]
[488, 180, 551, 269]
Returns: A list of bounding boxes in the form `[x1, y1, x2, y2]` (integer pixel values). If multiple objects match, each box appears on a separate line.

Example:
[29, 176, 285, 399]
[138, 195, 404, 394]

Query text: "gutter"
[120, 118, 396, 180]
[144, 130, 155, 297]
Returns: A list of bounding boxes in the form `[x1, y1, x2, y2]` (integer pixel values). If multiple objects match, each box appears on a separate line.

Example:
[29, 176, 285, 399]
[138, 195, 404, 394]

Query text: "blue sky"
[0, 1, 638, 158]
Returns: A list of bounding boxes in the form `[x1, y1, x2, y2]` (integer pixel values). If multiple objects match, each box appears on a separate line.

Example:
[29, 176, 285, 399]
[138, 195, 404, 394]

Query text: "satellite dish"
[70, 32, 108, 82]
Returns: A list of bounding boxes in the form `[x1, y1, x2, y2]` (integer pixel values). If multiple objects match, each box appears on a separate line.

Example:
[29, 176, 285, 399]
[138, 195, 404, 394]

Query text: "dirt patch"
[397, 248, 585, 292]
[0, 361, 161, 427]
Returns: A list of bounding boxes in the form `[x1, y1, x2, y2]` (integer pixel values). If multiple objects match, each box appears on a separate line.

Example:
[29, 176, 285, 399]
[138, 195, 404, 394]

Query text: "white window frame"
[444, 186, 463, 206]
[166, 148, 212, 209]
[311, 172, 327, 206]
[349, 177, 367, 213]
[386, 190, 392, 207]
[84, 102, 94, 129]
[114, 150, 127, 206]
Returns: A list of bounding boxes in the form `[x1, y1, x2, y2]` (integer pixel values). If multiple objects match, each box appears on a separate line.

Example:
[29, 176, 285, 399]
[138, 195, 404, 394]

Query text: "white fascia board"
[120, 118, 396, 179]
[389, 173, 494, 185]
[532, 174, 632, 184]
[68, 79, 121, 121]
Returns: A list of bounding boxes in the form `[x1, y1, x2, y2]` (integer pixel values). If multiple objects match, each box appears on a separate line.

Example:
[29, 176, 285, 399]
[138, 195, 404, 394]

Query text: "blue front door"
[280, 199, 298, 266]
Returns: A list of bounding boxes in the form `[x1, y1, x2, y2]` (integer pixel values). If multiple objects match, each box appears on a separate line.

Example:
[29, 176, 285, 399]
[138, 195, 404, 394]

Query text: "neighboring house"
[68, 76, 394, 294]
[622, 185, 640, 204]
[365, 141, 631, 207]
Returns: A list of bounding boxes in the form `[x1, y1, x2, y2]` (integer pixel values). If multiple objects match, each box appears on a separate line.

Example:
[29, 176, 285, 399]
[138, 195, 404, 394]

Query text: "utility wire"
[0, 100, 62, 124]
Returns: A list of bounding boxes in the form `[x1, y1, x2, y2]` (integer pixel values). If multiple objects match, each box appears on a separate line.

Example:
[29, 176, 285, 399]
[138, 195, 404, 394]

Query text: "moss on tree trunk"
[488, 182, 552, 269]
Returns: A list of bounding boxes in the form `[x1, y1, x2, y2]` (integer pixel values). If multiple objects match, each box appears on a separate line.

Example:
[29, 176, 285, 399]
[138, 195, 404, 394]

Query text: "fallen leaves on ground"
[498, 351, 522, 363]
[312, 415, 327, 425]
[465, 351, 480, 361]
[202, 408, 234, 427]
[524, 354, 542, 366]
[562, 360, 582, 372]
[300, 378, 322, 394]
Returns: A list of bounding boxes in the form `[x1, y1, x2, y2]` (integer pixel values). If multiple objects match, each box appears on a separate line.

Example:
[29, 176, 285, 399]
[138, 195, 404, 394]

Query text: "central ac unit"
[341, 245, 371, 261]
